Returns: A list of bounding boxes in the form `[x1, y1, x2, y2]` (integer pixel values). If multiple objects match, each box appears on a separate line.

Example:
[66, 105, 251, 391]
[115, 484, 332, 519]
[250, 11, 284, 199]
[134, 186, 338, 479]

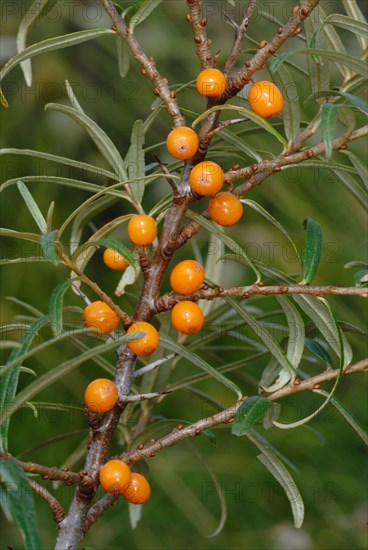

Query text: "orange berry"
[103, 248, 129, 270]
[128, 215, 157, 246]
[189, 161, 224, 196]
[166, 126, 199, 160]
[171, 301, 204, 335]
[99, 460, 131, 494]
[84, 378, 118, 413]
[83, 301, 120, 334]
[196, 68, 227, 97]
[248, 80, 284, 118]
[170, 260, 205, 295]
[208, 192, 243, 226]
[122, 472, 151, 505]
[127, 321, 159, 357]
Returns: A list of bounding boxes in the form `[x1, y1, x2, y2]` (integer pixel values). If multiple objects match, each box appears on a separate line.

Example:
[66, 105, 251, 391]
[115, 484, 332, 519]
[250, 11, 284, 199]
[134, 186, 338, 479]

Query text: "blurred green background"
[1, 0, 367, 548]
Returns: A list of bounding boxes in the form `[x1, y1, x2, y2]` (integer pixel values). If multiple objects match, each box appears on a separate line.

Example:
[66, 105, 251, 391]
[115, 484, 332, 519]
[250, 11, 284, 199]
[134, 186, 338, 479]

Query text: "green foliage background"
[1, 0, 367, 548]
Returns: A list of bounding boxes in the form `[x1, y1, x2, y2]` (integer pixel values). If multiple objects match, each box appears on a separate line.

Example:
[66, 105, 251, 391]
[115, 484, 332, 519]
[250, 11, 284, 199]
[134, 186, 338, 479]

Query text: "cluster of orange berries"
[166, 69, 283, 225]
[99, 459, 150, 504]
[83, 380, 150, 503]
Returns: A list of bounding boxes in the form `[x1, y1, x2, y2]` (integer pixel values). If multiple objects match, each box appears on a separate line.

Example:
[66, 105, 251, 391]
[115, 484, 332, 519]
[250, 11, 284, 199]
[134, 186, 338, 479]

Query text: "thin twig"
[118, 359, 368, 467]
[28, 479, 65, 524]
[225, 0, 257, 74]
[134, 353, 176, 378]
[100, 0, 184, 127]
[174, 124, 368, 250]
[226, 0, 321, 97]
[0, 453, 93, 487]
[230, 125, 368, 190]
[61, 252, 132, 328]
[156, 284, 368, 313]
[186, 0, 213, 69]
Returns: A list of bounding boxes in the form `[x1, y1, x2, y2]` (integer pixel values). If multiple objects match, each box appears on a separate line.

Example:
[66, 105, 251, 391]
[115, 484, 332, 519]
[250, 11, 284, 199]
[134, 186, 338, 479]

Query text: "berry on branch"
[189, 161, 224, 196]
[196, 68, 227, 97]
[171, 301, 204, 335]
[208, 192, 243, 226]
[127, 321, 160, 356]
[248, 80, 284, 118]
[170, 260, 205, 295]
[99, 460, 131, 494]
[83, 301, 120, 334]
[122, 472, 151, 504]
[166, 126, 199, 159]
[103, 248, 129, 270]
[128, 215, 157, 246]
[84, 378, 119, 413]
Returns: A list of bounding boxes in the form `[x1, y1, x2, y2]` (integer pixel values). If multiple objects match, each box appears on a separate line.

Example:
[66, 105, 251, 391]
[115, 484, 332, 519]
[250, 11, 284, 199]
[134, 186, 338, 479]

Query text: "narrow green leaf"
[330, 169, 368, 211]
[45, 103, 127, 182]
[0, 458, 41, 549]
[244, 260, 353, 364]
[16, 0, 59, 86]
[301, 218, 322, 285]
[1, 334, 134, 424]
[220, 128, 262, 162]
[48, 280, 72, 336]
[310, 5, 351, 79]
[269, 49, 367, 79]
[321, 104, 340, 159]
[192, 105, 287, 146]
[128, 503, 142, 530]
[0, 316, 48, 451]
[257, 452, 304, 528]
[274, 299, 345, 430]
[342, 151, 368, 189]
[243, 200, 301, 264]
[342, 0, 368, 50]
[160, 335, 242, 399]
[125, 120, 145, 207]
[232, 396, 271, 436]
[226, 298, 296, 386]
[129, 0, 163, 31]
[305, 90, 368, 115]
[319, 14, 368, 41]
[0, 148, 118, 181]
[1, 175, 125, 197]
[115, 257, 140, 297]
[16, 181, 47, 234]
[270, 63, 300, 143]
[116, 36, 130, 78]
[0, 29, 114, 106]
[316, 390, 368, 446]
[277, 297, 305, 370]
[185, 211, 261, 283]
[304, 338, 334, 368]
[41, 230, 60, 264]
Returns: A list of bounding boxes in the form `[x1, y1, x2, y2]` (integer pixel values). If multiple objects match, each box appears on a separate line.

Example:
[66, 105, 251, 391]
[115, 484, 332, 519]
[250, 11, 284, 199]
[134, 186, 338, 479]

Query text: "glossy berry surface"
[127, 321, 159, 357]
[128, 215, 157, 246]
[171, 301, 204, 335]
[170, 260, 205, 295]
[122, 473, 151, 504]
[84, 378, 118, 413]
[189, 161, 224, 196]
[248, 81, 284, 118]
[99, 460, 131, 494]
[166, 126, 199, 160]
[83, 301, 120, 334]
[208, 192, 243, 226]
[196, 68, 227, 97]
[103, 248, 129, 270]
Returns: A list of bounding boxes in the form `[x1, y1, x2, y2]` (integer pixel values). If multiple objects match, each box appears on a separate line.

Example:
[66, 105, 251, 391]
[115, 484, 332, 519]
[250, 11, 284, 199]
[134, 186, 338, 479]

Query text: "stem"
[156, 284, 368, 312]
